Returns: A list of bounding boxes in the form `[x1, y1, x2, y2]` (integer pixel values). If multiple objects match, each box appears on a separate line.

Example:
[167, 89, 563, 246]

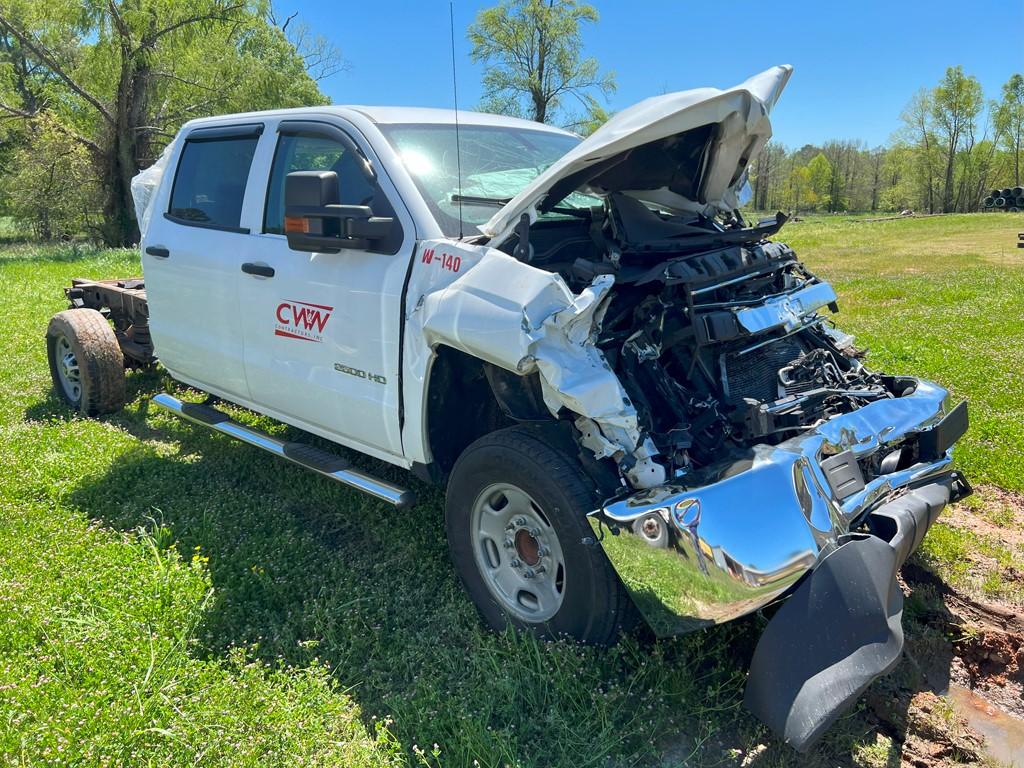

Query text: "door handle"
[241, 262, 275, 278]
[145, 245, 170, 258]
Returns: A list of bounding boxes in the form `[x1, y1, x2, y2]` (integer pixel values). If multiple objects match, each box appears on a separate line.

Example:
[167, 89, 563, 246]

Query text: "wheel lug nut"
[504, 538, 514, 548]
[510, 558, 522, 568]
[523, 568, 535, 579]
[535, 564, 546, 575]
[537, 546, 549, 557]
[529, 527, 540, 537]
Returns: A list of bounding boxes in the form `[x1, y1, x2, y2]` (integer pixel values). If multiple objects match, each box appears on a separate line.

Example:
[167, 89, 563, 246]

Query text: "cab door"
[142, 123, 263, 400]
[237, 119, 414, 460]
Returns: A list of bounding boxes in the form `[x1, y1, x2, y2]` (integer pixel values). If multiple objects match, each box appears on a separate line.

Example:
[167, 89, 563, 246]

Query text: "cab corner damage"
[411, 245, 663, 489]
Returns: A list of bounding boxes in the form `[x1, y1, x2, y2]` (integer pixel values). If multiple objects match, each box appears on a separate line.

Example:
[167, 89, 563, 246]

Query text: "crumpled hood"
[481, 65, 793, 241]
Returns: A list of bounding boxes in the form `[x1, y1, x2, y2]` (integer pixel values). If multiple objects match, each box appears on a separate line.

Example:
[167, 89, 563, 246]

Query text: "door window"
[263, 134, 387, 235]
[168, 132, 259, 230]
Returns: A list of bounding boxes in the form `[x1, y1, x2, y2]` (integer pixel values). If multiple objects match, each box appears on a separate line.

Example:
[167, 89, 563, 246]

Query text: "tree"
[993, 73, 1024, 185]
[6, 114, 101, 239]
[932, 66, 983, 213]
[751, 141, 793, 211]
[784, 164, 812, 213]
[468, 0, 615, 125]
[268, 4, 348, 83]
[0, 0, 328, 246]
[564, 101, 609, 136]
[866, 147, 885, 211]
[900, 89, 939, 213]
[806, 153, 832, 211]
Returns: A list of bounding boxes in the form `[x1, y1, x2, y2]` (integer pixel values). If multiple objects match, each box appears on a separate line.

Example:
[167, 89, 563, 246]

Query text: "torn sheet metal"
[404, 239, 662, 486]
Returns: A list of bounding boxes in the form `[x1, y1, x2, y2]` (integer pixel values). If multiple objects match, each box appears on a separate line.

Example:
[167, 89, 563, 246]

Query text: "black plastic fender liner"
[743, 474, 967, 752]
[743, 534, 905, 752]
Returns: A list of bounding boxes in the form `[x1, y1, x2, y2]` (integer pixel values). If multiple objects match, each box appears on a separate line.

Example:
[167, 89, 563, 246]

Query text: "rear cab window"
[167, 124, 262, 232]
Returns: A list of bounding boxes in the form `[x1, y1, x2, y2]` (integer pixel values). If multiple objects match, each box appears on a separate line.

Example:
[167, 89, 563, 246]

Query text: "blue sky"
[291, 0, 1024, 148]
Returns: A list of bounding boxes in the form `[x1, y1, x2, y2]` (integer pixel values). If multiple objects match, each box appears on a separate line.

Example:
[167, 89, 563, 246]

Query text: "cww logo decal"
[275, 300, 333, 343]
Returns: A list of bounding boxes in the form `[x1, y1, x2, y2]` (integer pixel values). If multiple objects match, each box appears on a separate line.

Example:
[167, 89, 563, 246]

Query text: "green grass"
[1, 215, 1022, 766]
[782, 213, 1024, 492]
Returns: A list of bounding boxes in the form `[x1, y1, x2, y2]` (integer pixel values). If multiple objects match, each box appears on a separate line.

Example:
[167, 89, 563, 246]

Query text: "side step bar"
[151, 393, 416, 509]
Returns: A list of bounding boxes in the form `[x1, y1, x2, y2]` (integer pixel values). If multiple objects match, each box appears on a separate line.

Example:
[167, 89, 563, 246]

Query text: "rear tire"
[46, 309, 126, 416]
[445, 425, 631, 645]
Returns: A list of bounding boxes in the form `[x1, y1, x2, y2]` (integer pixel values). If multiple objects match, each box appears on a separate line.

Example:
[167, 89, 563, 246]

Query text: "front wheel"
[445, 426, 631, 645]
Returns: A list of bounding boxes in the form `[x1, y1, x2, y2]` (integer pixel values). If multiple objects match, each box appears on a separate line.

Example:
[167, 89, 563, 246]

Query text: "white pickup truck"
[46, 66, 970, 750]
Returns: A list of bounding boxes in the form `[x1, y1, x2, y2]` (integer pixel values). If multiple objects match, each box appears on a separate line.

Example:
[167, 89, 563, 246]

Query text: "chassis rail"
[66, 277, 154, 366]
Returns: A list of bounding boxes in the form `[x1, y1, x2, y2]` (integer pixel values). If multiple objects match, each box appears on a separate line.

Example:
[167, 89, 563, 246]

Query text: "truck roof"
[180, 105, 576, 136]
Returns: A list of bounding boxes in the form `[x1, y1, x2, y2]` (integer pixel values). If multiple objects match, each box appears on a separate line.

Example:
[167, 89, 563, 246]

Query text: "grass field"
[1, 213, 1022, 767]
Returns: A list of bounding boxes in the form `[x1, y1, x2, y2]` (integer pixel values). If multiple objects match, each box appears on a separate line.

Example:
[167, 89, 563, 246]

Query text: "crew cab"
[45, 66, 970, 751]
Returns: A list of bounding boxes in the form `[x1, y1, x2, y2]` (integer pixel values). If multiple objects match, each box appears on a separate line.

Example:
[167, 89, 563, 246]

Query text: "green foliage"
[805, 152, 832, 210]
[932, 66, 985, 213]
[468, 0, 614, 126]
[752, 68, 1023, 214]
[993, 73, 1024, 185]
[4, 114, 102, 239]
[564, 96, 610, 136]
[0, 1, 329, 245]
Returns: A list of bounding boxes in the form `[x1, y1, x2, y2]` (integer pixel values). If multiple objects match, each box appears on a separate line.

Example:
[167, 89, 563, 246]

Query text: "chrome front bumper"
[589, 378, 968, 636]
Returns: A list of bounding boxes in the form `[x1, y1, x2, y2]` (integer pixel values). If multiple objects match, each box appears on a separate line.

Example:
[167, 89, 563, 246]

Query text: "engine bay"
[498, 194, 907, 479]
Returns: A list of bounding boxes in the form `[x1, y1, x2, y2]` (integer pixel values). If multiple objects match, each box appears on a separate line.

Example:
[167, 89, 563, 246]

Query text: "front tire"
[46, 309, 126, 416]
[445, 426, 630, 645]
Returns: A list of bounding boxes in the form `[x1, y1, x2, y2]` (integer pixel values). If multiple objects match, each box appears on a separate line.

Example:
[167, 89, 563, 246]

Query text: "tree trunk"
[941, 138, 956, 213]
[1015, 125, 1021, 186]
[100, 40, 151, 246]
[531, 14, 547, 123]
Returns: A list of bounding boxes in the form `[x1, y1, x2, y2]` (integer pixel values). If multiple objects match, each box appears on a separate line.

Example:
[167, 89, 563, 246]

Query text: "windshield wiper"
[450, 194, 511, 208]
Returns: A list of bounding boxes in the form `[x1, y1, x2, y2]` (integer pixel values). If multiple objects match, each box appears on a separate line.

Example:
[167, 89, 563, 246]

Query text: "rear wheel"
[46, 309, 125, 416]
[445, 426, 631, 645]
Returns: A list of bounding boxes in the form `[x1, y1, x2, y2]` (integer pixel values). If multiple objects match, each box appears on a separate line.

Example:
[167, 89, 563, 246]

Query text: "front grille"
[721, 337, 804, 405]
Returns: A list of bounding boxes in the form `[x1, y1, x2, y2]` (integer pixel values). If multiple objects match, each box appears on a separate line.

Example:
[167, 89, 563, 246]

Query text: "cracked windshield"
[383, 123, 597, 236]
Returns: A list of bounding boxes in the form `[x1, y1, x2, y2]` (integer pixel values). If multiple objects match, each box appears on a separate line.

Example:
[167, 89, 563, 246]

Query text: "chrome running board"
[151, 392, 415, 509]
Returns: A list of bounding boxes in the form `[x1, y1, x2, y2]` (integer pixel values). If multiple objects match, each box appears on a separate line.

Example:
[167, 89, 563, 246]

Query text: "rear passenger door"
[142, 124, 262, 400]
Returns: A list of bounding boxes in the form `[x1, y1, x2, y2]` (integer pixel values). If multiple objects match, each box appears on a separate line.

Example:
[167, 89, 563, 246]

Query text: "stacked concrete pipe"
[984, 186, 1024, 211]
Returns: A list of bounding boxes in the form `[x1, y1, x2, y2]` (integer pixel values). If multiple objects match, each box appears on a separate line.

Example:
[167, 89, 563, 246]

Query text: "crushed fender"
[408, 243, 662, 486]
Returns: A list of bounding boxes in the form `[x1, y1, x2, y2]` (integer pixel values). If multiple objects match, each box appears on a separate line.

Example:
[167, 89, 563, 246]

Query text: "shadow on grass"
[24, 368, 163, 424]
[60, 383, 959, 767]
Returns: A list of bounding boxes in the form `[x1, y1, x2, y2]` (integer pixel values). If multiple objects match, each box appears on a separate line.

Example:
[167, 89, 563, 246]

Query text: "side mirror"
[283, 170, 394, 253]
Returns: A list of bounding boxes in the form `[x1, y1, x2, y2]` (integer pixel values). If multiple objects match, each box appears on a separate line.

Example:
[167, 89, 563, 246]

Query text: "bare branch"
[0, 101, 103, 156]
[0, 14, 114, 124]
[140, 3, 246, 50]
[107, 0, 132, 41]
[151, 70, 219, 92]
[279, 20, 347, 82]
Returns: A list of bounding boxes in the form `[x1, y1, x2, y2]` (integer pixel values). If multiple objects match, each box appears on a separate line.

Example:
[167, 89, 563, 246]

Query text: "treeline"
[2, 0, 1023, 244]
[752, 67, 1024, 214]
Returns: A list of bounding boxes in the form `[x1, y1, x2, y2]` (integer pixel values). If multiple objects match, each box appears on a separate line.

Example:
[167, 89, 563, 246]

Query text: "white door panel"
[237, 119, 415, 458]
[143, 223, 251, 398]
[142, 123, 264, 400]
[240, 239, 407, 453]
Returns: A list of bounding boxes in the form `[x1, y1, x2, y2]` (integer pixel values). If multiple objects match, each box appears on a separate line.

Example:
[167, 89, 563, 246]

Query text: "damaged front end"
[408, 65, 972, 750]
[573, 210, 971, 748]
